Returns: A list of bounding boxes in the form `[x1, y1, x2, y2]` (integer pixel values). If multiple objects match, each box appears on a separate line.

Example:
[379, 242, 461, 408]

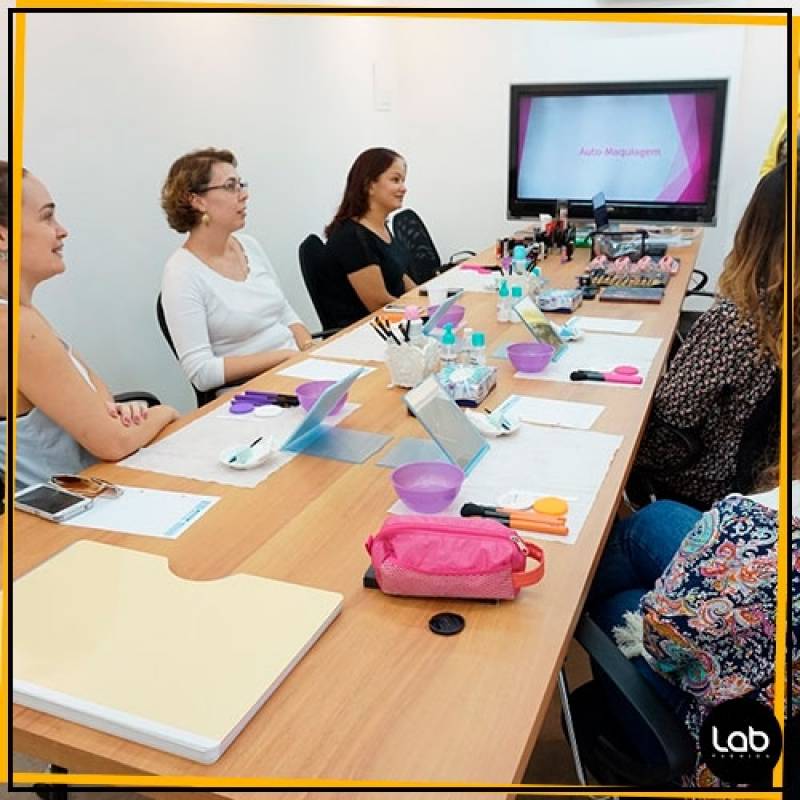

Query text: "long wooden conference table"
[11, 234, 700, 797]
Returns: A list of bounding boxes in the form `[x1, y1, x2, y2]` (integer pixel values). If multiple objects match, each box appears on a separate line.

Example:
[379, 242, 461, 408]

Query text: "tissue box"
[536, 289, 583, 313]
[436, 364, 497, 407]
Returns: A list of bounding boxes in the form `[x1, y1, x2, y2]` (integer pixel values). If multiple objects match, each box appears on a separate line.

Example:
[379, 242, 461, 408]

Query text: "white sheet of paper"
[494, 394, 605, 431]
[388, 425, 623, 545]
[568, 316, 642, 335]
[313, 324, 390, 363]
[425, 266, 496, 294]
[62, 486, 220, 539]
[515, 332, 663, 388]
[120, 402, 359, 488]
[277, 359, 375, 382]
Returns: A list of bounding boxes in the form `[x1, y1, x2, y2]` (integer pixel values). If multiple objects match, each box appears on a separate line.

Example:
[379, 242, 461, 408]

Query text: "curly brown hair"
[160, 148, 237, 233]
[718, 160, 787, 362]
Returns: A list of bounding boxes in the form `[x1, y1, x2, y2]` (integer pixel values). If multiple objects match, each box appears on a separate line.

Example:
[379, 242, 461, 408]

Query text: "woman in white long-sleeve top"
[160, 148, 312, 395]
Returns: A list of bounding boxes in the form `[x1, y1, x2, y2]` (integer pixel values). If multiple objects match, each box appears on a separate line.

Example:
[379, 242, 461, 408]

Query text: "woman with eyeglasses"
[0, 161, 179, 490]
[161, 148, 312, 397]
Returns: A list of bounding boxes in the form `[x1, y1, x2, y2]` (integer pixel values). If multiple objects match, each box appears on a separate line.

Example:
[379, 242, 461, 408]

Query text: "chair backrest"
[732, 372, 782, 494]
[569, 614, 696, 786]
[298, 234, 342, 332]
[391, 209, 441, 284]
[155, 293, 216, 408]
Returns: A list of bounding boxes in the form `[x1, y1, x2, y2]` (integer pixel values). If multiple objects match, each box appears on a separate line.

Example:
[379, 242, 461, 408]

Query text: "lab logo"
[699, 698, 782, 785]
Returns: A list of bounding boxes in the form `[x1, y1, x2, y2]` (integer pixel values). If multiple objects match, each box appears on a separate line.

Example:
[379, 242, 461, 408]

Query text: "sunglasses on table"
[49, 475, 124, 499]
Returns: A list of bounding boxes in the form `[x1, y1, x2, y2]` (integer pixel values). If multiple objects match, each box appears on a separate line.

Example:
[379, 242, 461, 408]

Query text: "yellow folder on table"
[12, 540, 343, 763]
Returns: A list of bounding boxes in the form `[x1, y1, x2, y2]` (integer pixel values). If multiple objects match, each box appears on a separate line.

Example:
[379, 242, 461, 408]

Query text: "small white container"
[386, 338, 440, 388]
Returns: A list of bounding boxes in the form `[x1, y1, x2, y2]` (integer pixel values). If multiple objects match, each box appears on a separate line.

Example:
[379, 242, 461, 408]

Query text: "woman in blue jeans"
[586, 476, 798, 786]
[586, 501, 702, 745]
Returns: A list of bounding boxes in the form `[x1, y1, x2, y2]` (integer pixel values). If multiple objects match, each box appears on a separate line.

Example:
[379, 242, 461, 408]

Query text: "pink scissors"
[570, 365, 643, 385]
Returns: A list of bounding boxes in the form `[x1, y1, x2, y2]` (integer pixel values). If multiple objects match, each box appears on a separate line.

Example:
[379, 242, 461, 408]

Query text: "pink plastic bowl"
[507, 342, 555, 373]
[427, 303, 466, 328]
[391, 461, 465, 513]
[295, 381, 348, 415]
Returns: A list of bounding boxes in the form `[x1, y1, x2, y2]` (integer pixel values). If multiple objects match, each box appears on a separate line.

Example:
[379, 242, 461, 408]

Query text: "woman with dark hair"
[324, 148, 416, 328]
[632, 161, 786, 509]
[0, 162, 179, 489]
[585, 371, 798, 787]
[583, 162, 798, 787]
[161, 148, 312, 395]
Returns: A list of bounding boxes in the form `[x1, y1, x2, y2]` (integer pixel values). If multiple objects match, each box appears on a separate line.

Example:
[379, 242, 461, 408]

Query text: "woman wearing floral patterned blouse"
[587, 367, 798, 787]
[632, 162, 786, 510]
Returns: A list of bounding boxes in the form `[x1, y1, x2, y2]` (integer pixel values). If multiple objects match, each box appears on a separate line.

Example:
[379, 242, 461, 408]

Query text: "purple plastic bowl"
[427, 303, 466, 328]
[391, 461, 465, 513]
[507, 342, 555, 373]
[295, 381, 348, 415]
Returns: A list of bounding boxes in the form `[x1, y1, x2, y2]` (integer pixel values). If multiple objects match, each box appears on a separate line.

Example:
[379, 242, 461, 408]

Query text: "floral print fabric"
[635, 299, 778, 509]
[641, 494, 799, 786]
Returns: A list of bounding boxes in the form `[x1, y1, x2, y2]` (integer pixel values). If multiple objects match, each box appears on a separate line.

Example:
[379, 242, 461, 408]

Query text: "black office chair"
[298, 234, 347, 333]
[391, 209, 475, 284]
[560, 614, 696, 786]
[156, 293, 221, 407]
[157, 291, 336, 409]
[626, 373, 781, 509]
[673, 269, 715, 354]
[786, 714, 800, 791]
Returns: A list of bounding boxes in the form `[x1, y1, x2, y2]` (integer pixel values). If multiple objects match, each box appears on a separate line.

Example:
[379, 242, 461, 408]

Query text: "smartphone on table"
[15, 483, 94, 522]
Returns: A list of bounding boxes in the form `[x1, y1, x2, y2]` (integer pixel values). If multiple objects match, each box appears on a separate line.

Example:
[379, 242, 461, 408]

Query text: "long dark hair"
[325, 147, 403, 238]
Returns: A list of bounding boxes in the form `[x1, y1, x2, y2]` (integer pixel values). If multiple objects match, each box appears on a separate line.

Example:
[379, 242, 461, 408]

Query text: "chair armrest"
[113, 391, 161, 407]
[445, 250, 477, 267]
[311, 328, 341, 340]
[576, 614, 696, 783]
[686, 269, 714, 298]
[637, 416, 703, 475]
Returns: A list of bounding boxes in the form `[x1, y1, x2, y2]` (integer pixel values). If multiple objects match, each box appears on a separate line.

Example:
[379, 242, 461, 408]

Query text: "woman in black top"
[324, 148, 416, 328]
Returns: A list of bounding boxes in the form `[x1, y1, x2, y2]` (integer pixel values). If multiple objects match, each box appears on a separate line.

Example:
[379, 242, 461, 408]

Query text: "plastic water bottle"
[511, 244, 528, 276]
[510, 285, 524, 320]
[470, 331, 487, 365]
[440, 323, 458, 365]
[529, 266, 544, 297]
[497, 280, 511, 322]
[460, 326, 473, 364]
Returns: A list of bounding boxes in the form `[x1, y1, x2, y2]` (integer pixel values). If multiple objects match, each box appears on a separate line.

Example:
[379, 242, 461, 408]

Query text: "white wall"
[21, 13, 786, 411]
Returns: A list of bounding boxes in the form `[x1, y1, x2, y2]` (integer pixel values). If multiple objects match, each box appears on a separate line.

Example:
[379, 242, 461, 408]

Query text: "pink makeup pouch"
[365, 515, 544, 600]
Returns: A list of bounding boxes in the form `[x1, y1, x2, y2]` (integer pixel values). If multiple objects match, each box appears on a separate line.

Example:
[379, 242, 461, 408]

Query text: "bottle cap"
[471, 331, 486, 347]
[498, 280, 509, 297]
[512, 244, 527, 259]
[532, 266, 542, 277]
[441, 325, 456, 346]
[511, 285, 523, 297]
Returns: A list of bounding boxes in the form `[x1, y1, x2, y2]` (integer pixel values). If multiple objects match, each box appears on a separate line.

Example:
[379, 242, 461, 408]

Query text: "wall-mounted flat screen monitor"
[508, 80, 727, 224]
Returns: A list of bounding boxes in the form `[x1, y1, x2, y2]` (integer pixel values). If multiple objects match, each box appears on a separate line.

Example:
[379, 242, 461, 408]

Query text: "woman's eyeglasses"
[50, 475, 124, 499]
[196, 178, 248, 194]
